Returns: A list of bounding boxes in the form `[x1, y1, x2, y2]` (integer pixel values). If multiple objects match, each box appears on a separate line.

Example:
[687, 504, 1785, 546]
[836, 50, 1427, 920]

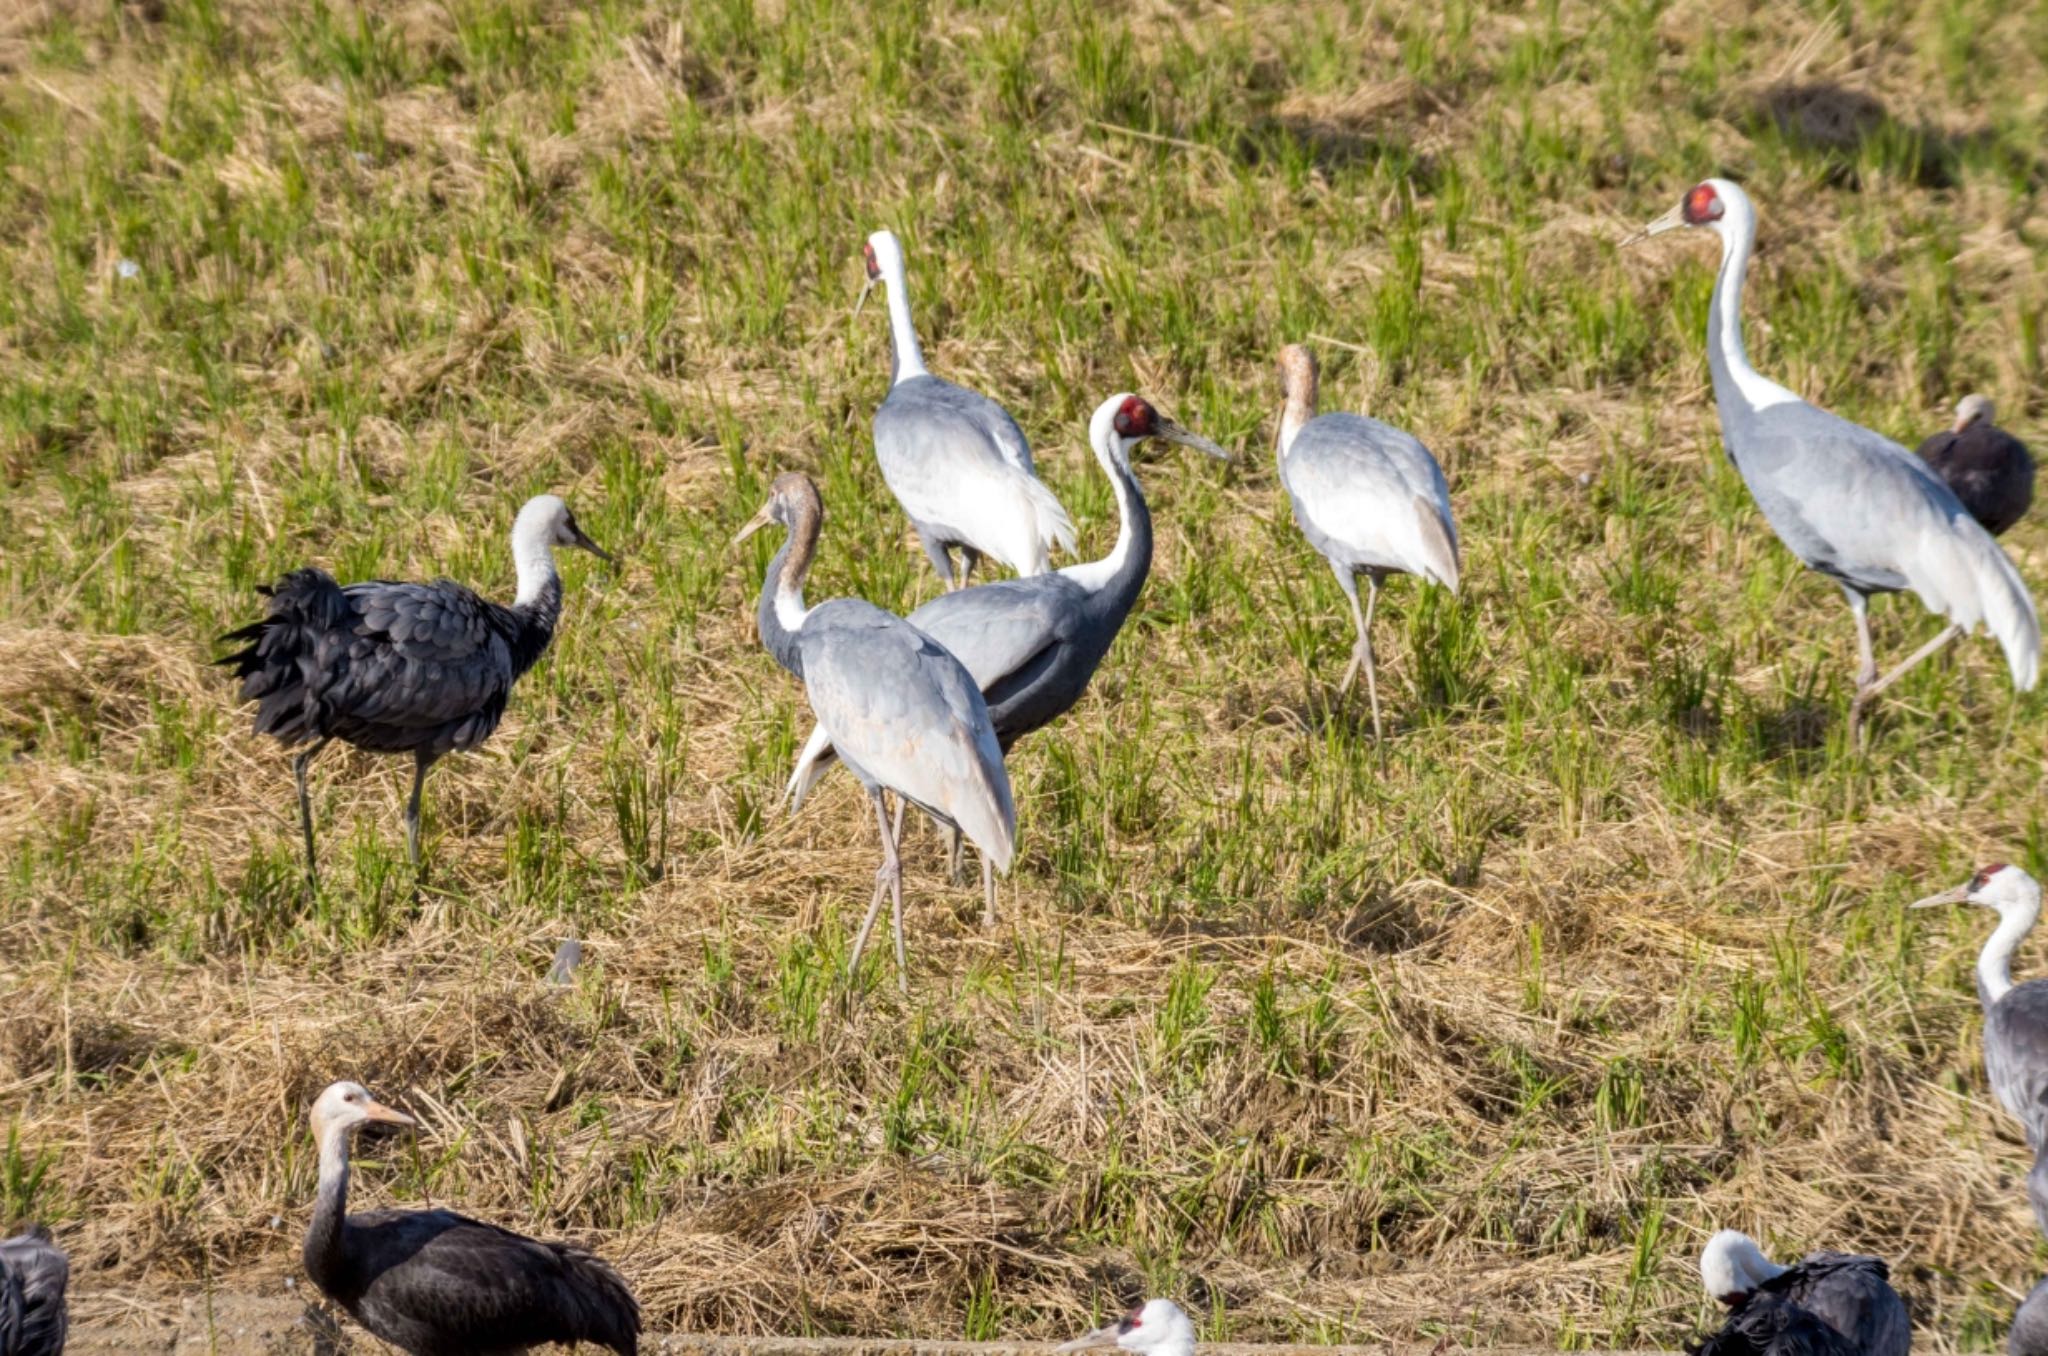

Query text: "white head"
[1087, 393, 1232, 472]
[309, 1080, 415, 1146]
[1059, 1299, 1198, 1356]
[1624, 178, 1757, 251]
[1699, 1230, 1785, 1306]
[1912, 862, 2042, 916]
[510, 494, 611, 604]
[861, 229, 907, 291]
[1956, 393, 1995, 433]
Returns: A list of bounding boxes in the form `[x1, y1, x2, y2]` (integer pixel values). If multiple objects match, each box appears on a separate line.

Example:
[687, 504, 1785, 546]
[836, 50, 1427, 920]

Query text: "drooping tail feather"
[1910, 511, 2040, 690]
[1022, 471, 1077, 559]
[548, 1241, 640, 1355]
[216, 568, 352, 743]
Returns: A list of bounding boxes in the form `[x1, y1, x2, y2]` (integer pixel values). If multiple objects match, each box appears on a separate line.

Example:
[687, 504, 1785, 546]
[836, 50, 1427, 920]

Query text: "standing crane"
[0, 1226, 67, 1356]
[301, 1080, 640, 1355]
[1626, 179, 2038, 746]
[1912, 863, 2048, 1234]
[857, 229, 1075, 588]
[1696, 1231, 1909, 1356]
[1917, 394, 2034, 537]
[739, 472, 1015, 987]
[781, 393, 1231, 901]
[1274, 343, 1460, 739]
[219, 495, 610, 884]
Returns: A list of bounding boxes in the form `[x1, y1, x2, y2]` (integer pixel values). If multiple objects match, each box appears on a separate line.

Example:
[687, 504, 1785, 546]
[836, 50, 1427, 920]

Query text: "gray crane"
[218, 495, 610, 885]
[1918, 394, 2034, 538]
[1059, 1299, 1198, 1356]
[1697, 1230, 1909, 1356]
[1912, 863, 2048, 1232]
[0, 1227, 67, 1356]
[301, 1081, 639, 1355]
[738, 472, 1015, 987]
[2013, 1278, 2048, 1356]
[1628, 179, 2039, 746]
[1274, 343, 1460, 739]
[781, 393, 1231, 901]
[857, 229, 1075, 588]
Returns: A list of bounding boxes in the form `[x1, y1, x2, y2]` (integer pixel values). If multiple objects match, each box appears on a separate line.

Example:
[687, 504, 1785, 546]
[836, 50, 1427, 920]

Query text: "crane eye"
[1682, 183, 1722, 224]
[1113, 398, 1155, 438]
[863, 243, 881, 279]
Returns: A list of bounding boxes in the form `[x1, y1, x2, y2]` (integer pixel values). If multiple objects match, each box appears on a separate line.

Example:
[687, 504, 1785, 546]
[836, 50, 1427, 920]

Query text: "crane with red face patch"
[856, 229, 1075, 589]
[1058, 1299, 1198, 1356]
[1912, 863, 2048, 1234]
[1626, 179, 2038, 747]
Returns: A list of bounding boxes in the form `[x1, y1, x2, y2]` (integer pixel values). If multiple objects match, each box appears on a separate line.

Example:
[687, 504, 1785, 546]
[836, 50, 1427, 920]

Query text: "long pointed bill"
[1057, 1325, 1125, 1353]
[854, 275, 877, 317]
[568, 523, 616, 565]
[733, 503, 776, 546]
[1620, 203, 1687, 249]
[1909, 884, 1970, 910]
[1156, 416, 1232, 460]
[363, 1098, 416, 1129]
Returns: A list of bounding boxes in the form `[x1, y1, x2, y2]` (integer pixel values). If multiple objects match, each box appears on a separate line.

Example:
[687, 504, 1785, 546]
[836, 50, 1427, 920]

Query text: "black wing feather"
[0, 1227, 70, 1356]
[1690, 1293, 1859, 1356]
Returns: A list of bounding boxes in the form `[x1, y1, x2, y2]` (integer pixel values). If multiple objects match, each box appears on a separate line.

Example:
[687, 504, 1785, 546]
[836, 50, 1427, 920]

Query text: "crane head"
[1094, 394, 1231, 467]
[1955, 393, 1995, 433]
[1622, 178, 1745, 247]
[855, 229, 905, 315]
[734, 472, 824, 546]
[1058, 1299, 1196, 1356]
[309, 1081, 415, 1144]
[515, 494, 615, 564]
[1699, 1229, 1784, 1306]
[1912, 862, 2040, 914]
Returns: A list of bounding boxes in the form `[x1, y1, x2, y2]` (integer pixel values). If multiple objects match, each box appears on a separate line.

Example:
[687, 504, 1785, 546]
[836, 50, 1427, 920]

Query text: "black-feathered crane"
[1917, 395, 2034, 538]
[0, 1226, 68, 1356]
[302, 1080, 640, 1356]
[1695, 1230, 1909, 1356]
[219, 495, 610, 884]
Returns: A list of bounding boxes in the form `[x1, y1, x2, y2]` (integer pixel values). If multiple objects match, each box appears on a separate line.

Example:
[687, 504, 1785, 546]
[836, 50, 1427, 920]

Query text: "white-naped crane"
[219, 494, 611, 884]
[301, 1080, 639, 1355]
[1694, 1230, 1909, 1356]
[1274, 343, 1460, 740]
[1627, 179, 2038, 747]
[1058, 1298, 1198, 1356]
[739, 472, 1015, 987]
[857, 228, 1075, 588]
[781, 393, 1231, 899]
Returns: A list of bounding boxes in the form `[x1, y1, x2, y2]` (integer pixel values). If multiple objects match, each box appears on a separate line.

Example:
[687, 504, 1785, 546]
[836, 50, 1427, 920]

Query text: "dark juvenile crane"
[1917, 394, 2033, 538]
[0, 1226, 68, 1356]
[782, 393, 1231, 898]
[219, 495, 610, 883]
[1693, 1230, 1909, 1356]
[302, 1080, 639, 1356]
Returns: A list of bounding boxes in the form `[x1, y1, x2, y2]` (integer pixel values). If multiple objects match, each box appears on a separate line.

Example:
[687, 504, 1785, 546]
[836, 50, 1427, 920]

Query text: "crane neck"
[304, 1120, 353, 1285]
[1979, 899, 2040, 1010]
[1704, 205, 1798, 421]
[879, 258, 929, 385]
[1060, 413, 1152, 611]
[512, 515, 563, 609]
[1277, 379, 1318, 463]
[754, 504, 818, 671]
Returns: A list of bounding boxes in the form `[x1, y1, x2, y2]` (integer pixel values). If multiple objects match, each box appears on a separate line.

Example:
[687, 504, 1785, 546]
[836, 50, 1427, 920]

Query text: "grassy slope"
[2, 0, 2047, 1347]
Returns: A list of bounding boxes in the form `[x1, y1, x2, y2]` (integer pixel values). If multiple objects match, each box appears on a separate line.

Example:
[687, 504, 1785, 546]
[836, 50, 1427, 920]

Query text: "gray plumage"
[1630, 179, 2037, 745]
[2012, 1277, 2048, 1356]
[0, 1227, 68, 1356]
[740, 472, 1015, 985]
[859, 230, 1074, 588]
[1917, 395, 2033, 538]
[304, 1081, 638, 1356]
[1274, 344, 1460, 740]
[783, 395, 1232, 859]
[217, 495, 609, 881]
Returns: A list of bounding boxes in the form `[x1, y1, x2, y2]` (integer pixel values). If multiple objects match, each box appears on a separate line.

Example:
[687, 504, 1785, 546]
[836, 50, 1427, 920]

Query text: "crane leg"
[293, 738, 332, 889]
[947, 826, 966, 886]
[1337, 569, 1384, 741]
[848, 788, 907, 990]
[1853, 623, 1966, 747]
[981, 853, 996, 931]
[404, 750, 435, 871]
[958, 548, 980, 590]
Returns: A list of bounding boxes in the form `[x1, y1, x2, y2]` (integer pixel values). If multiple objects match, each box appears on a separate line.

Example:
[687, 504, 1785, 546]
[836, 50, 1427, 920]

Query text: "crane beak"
[567, 522, 615, 565]
[1156, 416, 1232, 461]
[361, 1098, 416, 1129]
[1057, 1324, 1125, 1353]
[733, 502, 776, 545]
[1909, 884, 1971, 910]
[1620, 203, 1687, 249]
[854, 275, 877, 317]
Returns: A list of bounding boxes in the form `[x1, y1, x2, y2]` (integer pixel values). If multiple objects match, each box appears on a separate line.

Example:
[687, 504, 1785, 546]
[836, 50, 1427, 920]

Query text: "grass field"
[4, 0, 2048, 1347]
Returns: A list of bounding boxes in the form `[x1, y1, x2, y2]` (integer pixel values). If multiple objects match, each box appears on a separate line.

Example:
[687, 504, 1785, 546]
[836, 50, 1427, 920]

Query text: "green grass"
[3, 0, 2048, 1347]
